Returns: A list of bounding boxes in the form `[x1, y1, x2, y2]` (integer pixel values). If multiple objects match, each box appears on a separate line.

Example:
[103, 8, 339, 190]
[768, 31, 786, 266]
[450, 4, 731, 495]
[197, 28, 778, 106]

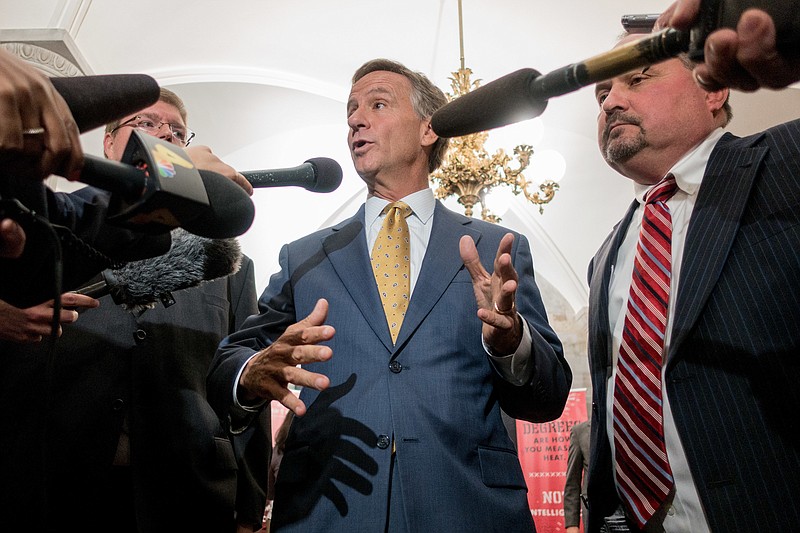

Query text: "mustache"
[602, 112, 642, 143]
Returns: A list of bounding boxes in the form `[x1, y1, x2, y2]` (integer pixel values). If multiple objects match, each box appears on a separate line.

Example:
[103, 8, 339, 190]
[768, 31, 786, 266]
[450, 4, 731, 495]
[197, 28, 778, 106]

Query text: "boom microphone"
[75, 228, 242, 310]
[50, 74, 161, 133]
[433, 0, 800, 139]
[431, 28, 689, 138]
[242, 157, 343, 193]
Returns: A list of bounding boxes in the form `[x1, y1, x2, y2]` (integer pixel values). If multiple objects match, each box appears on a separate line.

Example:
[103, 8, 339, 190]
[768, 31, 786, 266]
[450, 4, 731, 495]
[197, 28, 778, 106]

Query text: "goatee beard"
[602, 112, 647, 164]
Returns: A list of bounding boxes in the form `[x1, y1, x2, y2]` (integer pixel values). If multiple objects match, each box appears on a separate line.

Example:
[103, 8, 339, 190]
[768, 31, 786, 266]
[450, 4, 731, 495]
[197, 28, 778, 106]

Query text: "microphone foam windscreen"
[431, 68, 548, 138]
[50, 74, 161, 133]
[181, 170, 255, 239]
[112, 229, 242, 309]
[306, 157, 343, 193]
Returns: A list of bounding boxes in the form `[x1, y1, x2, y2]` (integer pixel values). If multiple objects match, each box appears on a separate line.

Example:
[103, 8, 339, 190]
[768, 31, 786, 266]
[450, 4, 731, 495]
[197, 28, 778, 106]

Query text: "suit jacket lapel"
[668, 133, 768, 362]
[393, 202, 476, 349]
[324, 206, 395, 351]
[589, 201, 638, 377]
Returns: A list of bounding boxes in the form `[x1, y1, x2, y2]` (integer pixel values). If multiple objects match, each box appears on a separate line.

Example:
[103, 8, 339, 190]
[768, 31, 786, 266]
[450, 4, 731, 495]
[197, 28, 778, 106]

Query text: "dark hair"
[675, 53, 733, 125]
[352, 58, 450, 173]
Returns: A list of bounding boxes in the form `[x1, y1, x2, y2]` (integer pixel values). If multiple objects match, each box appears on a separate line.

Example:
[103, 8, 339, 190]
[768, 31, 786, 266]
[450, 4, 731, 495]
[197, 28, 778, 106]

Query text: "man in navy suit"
[208, 58, 572, 532]
[585, 23, 800, 533]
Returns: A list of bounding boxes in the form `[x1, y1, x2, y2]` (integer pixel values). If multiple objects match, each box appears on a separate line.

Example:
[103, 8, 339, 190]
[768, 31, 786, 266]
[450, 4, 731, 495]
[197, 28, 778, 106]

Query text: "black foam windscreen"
[50, 74, 161, 133]
[181, 170, 256, 239]
[431, 68, 548, 138]
[306, 157, 343, 193]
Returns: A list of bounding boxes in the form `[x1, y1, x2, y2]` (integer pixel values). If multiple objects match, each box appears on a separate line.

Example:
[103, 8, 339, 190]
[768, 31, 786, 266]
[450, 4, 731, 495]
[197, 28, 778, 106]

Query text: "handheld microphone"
[242, 157, 343, 193]
[75, 229, 242, 310]
[50, 74, 161, 133]
[75, 130, 254, 239]
[431, 29, 689, 138]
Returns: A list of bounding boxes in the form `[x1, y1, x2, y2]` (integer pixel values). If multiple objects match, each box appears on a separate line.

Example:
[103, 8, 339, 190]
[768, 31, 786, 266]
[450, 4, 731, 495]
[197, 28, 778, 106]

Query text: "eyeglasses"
[111, 115, 196, 146]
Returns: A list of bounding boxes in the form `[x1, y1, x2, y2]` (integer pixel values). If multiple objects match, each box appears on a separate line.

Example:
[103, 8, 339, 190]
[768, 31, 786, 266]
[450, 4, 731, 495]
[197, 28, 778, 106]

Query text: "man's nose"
[601, 85, 627, 114]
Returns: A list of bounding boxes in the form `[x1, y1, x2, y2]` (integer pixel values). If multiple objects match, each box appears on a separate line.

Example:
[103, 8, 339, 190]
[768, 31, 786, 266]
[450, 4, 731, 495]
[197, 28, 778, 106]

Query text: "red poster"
[517, 389, 588, 533]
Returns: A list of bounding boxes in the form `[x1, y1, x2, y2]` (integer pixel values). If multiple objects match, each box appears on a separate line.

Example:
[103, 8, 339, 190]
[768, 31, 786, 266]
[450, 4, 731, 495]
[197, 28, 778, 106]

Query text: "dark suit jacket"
[564, 420, 590, 528]
[0, 186, 171, 308]
[585, 120, 800, 532]
[209, 200, 572, 532]
[0, 254, 266, 532]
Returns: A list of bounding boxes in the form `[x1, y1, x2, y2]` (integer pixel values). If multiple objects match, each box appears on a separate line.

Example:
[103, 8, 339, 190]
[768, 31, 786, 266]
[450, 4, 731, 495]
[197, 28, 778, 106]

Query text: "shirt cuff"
[483, 315, 534, 386]
[233, 352, 268, 412]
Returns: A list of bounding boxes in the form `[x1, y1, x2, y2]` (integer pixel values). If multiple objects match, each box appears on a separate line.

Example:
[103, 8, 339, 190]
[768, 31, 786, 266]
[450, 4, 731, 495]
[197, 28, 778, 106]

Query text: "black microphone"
[74, 229, 242, 309]
[76, 129, 254, 239]
[242, 157, 343, 193]
[50, 74, 161, 133]
[431, 28, 689, 138]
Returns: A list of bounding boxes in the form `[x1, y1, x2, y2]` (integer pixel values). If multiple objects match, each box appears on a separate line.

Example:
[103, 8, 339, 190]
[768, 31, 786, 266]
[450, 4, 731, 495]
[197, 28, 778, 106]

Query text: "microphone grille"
[305, 157, 343, 193]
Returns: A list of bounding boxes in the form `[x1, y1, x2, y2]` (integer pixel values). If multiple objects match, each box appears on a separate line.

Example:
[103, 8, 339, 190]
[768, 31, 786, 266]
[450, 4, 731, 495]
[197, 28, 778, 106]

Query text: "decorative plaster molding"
[0, 28, 92, 75]
[1, 42, 82, 77]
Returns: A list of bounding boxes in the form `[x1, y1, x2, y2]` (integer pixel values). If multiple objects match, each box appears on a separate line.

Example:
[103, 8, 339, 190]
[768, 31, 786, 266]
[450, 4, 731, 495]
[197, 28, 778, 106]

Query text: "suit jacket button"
[112, 398, 125, 411]
[389, 361, 402, 373]
[134, 329, 147, 341]
[376, 434, 391, 449]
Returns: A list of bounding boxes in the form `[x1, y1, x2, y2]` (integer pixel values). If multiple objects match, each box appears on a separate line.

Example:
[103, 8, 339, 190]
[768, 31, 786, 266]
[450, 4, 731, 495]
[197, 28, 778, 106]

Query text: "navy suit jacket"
[209, 200, 572, 532]
[586, 120, 800, 532]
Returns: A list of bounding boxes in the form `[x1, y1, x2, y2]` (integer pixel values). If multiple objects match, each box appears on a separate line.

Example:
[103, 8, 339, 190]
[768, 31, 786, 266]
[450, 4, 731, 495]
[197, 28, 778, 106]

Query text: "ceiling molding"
[147, 66, 350, 103]
[0, 28, 92, 75]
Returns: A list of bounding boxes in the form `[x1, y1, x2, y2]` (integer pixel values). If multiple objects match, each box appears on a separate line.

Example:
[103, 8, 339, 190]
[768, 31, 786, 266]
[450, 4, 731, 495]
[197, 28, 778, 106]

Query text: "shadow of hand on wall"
[272, 373, 379, 526]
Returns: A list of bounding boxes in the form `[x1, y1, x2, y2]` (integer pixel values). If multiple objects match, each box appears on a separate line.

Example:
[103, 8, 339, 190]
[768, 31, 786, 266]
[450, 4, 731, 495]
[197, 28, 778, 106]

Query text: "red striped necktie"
[613, 174, 678, 529]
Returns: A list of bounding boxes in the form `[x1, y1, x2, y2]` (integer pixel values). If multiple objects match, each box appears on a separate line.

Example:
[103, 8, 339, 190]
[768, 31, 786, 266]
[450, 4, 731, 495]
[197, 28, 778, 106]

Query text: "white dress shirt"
[606, 127, 725, 532]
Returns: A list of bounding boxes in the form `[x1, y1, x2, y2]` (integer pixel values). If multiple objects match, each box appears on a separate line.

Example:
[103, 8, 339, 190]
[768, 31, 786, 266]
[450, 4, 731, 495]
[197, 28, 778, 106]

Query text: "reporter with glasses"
[0, 87, 268, 533]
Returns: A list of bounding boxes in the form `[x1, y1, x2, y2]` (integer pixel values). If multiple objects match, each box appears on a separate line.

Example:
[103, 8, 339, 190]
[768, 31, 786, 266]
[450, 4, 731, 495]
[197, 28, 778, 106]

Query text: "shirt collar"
[632, 127, 726, 203]
[365, 188, 435, 226]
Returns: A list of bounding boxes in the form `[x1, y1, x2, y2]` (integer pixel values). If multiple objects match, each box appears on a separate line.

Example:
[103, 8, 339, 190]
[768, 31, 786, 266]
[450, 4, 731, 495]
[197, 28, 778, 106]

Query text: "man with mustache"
[583, 25, 800, 533]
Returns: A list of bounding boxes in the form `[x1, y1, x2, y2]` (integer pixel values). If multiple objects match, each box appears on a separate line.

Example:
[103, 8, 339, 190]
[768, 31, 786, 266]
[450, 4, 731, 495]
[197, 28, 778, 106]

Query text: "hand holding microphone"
[75, 228, 242, 310]
[76, 129, 255, 239]
[431, 0, 800, 139]
[0, 49, 83, 183]
[661, 0, 800, 91]
[186, 145, 254, 196]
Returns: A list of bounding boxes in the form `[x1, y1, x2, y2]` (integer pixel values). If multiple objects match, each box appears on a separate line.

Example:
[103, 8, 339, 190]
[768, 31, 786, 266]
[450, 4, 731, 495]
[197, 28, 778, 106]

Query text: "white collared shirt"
[365, 188, 436, 297]
[367, 188, 533, 383]
[606, 127, 725, 532]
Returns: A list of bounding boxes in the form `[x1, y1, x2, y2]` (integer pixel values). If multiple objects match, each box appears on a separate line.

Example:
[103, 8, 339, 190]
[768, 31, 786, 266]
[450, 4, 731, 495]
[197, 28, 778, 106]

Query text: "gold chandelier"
[430, 0, 559, 222]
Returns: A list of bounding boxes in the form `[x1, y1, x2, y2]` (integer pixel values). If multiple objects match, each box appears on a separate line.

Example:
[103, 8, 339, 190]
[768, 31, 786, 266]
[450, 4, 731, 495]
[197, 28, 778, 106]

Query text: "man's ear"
[102, 131, 114, 159]
[420, 120, 438, 148]
[706, 86, 729, 116]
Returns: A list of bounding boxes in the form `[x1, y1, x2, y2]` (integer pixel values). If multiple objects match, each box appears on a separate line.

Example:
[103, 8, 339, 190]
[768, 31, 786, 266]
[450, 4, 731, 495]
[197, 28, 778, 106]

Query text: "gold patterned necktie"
[371, 201, 412, 344]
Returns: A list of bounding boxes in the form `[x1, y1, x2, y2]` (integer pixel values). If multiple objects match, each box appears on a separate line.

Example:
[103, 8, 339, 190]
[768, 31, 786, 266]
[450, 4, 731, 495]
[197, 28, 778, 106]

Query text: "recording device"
[78, 129, 255, 239]
[431, 0, 800, 139]
[74, 229, 242, 309]
[0, 73, 252, 310]
[242, 157, 343, 193]
[50, 74, 161, 133]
